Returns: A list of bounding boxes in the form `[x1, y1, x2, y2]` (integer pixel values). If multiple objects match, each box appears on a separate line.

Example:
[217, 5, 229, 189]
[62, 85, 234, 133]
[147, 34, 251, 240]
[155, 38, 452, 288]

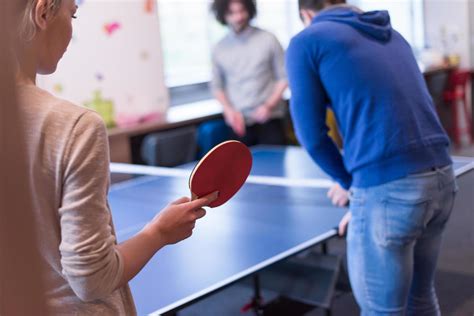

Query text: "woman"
[14, 0, 217, 314]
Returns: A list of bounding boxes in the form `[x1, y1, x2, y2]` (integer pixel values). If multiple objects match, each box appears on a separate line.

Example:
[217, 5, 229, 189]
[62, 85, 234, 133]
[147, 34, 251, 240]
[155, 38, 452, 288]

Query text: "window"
[350, 0, 425, 49]
[258, 0, 425, 49]
[254, 0, 303, 48]
[158, 0, 424, 93]
[158, 0, 302, 89]
[158, 0, 224, 87]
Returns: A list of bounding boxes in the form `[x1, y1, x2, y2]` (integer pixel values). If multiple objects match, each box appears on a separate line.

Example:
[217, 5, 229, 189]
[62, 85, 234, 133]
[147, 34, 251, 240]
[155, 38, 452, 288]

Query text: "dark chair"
[141, 126, 197, 167]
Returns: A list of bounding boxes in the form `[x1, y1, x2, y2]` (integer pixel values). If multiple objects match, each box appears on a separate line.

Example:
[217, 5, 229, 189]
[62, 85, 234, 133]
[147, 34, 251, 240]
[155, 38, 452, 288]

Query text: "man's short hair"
[298, 0, 346, 12]
[211, 0, 257, 25]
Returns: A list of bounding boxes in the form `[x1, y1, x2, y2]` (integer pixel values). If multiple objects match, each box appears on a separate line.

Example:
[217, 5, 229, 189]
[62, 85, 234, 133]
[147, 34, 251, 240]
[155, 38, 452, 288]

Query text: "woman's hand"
[144, 191, 218, 246]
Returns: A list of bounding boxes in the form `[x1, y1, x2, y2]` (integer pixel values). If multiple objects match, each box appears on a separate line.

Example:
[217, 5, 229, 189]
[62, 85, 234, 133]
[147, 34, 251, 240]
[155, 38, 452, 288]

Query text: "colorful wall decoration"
[37, 0, 168, 127]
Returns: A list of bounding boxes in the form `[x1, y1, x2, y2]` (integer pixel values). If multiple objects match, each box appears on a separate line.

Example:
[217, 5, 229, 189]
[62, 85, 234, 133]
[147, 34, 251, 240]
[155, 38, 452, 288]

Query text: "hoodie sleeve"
[286, 36, 352, 189]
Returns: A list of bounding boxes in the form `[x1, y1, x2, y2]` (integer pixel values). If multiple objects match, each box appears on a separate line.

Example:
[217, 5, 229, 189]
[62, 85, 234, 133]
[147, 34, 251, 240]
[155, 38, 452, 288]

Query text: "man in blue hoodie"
[286, 0, 457, 315]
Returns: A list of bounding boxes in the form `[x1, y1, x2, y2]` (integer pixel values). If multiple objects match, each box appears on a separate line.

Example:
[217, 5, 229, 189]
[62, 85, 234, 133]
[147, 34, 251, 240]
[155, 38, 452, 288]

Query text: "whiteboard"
[38, 0, 169, 117]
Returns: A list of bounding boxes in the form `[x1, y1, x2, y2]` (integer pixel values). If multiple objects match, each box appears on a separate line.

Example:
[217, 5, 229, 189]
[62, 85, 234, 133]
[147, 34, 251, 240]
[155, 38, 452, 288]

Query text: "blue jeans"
[347, 165, 458, 315]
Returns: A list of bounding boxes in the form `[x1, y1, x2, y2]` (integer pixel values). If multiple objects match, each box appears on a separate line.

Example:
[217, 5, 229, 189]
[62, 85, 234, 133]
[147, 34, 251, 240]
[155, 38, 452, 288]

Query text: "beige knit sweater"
[15, 84, 136, 315]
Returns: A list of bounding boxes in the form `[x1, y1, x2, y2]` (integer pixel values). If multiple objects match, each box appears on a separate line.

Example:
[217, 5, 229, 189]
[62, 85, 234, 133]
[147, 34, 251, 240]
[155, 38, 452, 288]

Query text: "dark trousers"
[234, 118, 287, 147]
[197, 118, 287, 158]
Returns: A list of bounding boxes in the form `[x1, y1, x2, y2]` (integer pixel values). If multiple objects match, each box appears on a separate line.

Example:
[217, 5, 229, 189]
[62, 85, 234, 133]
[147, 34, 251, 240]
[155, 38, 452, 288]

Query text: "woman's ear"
[33, 0, 50, 31]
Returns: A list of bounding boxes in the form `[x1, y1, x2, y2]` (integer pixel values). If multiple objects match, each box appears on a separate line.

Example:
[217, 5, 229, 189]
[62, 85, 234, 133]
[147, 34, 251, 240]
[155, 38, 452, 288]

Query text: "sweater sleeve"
[269, 34, 287, 82]
[58, 111, 123, 302]
[210, 49, 225, 92]
[286, 37, 352, 189]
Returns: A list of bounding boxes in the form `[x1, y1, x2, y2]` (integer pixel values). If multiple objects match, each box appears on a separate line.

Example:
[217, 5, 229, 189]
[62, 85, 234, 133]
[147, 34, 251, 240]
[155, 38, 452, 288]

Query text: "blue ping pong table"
[109, 145, 474, 315]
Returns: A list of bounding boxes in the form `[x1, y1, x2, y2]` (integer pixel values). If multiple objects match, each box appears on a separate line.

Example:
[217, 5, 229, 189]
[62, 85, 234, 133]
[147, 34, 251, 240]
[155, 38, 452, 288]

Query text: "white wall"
[351, 0, 425, 49]
[424, 0, 471, 67]
[38, 0, 168, 118]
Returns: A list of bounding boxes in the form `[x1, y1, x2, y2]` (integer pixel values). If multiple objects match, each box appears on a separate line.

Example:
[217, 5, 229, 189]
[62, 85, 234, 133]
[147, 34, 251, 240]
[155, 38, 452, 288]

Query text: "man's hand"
[223, 108, 246, 137]
[327, 183, 349, 207]
[338, 212, 351, 237]
[251, 104, 272, 124]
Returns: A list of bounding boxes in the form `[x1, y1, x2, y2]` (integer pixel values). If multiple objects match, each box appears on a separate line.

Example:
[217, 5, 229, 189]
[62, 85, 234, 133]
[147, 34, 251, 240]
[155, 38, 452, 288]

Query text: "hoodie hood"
[312, 6, 392, 42]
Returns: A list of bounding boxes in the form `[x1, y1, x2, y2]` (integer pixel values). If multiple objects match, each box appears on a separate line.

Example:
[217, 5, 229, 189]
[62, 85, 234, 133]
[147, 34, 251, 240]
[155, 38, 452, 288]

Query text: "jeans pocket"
[379, 198, 430, 247]
[349, 188, 365, 206]
[348, 189, 366, 236]
[437, 187, 457, 229]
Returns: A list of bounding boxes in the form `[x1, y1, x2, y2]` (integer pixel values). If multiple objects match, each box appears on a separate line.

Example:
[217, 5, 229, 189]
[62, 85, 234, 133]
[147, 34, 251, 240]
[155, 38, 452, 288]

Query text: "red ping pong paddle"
[189, 140, 252, 208]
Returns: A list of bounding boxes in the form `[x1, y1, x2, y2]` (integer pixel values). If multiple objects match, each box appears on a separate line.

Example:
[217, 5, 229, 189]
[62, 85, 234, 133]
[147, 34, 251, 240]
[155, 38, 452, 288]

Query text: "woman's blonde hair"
[18, 0, 63, 41]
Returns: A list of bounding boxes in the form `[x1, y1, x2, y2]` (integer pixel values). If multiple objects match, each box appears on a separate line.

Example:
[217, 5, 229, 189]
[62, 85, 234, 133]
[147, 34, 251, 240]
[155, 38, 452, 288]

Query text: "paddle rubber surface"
[189, 141, 252, 208]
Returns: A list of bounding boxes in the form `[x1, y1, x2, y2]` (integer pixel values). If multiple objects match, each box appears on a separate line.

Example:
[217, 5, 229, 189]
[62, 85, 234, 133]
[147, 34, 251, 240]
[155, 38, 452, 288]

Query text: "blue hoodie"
[286, 6, 451, 189]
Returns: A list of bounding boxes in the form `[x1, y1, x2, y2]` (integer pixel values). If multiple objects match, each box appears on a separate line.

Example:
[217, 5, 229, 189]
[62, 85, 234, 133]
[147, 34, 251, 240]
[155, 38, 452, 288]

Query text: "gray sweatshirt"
[211, 26, 287, 125]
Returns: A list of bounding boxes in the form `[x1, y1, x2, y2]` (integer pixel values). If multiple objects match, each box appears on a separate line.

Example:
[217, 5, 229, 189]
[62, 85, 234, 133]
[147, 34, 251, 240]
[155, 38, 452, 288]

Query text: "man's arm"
[251, 80, 288, 124]
[214, 89, 246, 137]
[211, 52, 245, 136]
[214, 89, 234, 113]
[286, 37, 352, 189]
[262, 80, 288, 110]
[267, 34, 289, 110]
[252, 35, 289, 123]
